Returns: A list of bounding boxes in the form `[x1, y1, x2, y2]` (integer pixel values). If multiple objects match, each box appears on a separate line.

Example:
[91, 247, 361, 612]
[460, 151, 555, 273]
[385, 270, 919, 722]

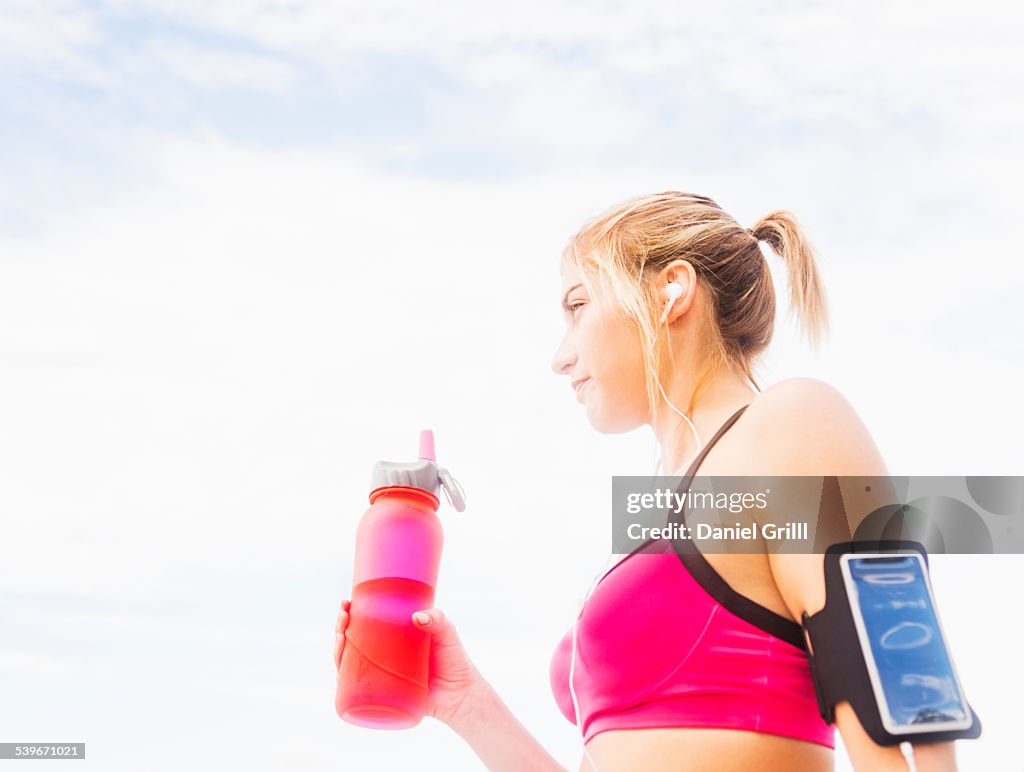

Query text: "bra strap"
[670, 403, 810, 650]
[681, 404, 750, 480]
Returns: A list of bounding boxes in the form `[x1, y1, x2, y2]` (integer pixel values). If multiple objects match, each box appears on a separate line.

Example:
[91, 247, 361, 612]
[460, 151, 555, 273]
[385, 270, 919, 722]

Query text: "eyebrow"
[561, 283, 584, 312]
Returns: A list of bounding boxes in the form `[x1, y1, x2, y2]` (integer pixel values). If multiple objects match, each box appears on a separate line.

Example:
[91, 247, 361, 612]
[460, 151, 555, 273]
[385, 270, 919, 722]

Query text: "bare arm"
[755, 379, 960, 772]
[446, 674, 569, 772]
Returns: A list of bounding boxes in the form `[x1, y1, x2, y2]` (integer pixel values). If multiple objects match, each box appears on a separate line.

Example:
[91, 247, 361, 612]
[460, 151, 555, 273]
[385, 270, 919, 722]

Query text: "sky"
[0, 1, 1022, 770]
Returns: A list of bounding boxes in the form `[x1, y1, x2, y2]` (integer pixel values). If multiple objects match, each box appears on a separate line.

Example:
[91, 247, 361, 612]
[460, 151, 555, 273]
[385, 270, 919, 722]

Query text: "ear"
[659, 260, 697, 324]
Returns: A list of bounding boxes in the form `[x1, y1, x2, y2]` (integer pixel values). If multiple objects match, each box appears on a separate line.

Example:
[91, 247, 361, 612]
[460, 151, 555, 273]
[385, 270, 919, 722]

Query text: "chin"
[586, 404, 643, 435]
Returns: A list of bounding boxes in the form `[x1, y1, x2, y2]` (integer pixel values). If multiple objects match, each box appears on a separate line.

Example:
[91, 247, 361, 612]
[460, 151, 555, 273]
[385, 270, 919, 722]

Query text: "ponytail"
[751, 210, 830, 350]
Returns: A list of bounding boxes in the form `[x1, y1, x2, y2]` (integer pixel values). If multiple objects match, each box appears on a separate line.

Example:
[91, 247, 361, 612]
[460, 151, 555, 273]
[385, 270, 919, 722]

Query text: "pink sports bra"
[549, 405, 836, 749]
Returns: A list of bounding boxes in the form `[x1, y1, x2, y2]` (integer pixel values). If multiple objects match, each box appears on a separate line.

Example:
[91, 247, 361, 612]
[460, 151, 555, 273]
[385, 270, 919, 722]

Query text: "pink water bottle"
[336, 429, 466, 729]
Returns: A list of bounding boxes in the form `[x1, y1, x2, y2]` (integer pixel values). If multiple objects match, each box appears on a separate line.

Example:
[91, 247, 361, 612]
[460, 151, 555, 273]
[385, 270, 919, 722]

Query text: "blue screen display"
[848, 555, 967, 728]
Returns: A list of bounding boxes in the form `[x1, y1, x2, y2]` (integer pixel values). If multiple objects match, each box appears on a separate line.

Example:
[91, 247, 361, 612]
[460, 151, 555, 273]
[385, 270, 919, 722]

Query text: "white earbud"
[659, 282, 685, 325]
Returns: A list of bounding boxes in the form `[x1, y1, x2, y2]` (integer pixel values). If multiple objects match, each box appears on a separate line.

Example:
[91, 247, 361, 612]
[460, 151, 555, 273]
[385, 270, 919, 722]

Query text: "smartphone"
[840, 552, 972, 735]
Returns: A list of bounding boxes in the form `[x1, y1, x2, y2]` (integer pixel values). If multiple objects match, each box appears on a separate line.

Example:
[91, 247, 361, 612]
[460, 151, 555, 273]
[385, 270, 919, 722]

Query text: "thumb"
[411, 608, 451, 637]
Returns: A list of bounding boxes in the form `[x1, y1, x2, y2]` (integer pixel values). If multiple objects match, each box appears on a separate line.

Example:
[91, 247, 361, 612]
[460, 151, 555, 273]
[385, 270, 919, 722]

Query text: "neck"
[652, 368, 757, 476]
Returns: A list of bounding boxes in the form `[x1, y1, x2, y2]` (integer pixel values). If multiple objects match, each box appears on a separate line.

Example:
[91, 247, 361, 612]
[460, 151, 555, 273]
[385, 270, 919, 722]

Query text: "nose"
[551, 331, 576, 376]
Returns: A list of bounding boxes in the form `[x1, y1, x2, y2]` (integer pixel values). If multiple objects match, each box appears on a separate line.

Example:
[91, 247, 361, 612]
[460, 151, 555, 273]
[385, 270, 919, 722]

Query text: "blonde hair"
[562, 191, 829, 425]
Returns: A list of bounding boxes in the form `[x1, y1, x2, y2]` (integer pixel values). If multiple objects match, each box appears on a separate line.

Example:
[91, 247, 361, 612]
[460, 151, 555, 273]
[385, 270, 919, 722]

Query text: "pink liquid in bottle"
[336, 431, 465, 730]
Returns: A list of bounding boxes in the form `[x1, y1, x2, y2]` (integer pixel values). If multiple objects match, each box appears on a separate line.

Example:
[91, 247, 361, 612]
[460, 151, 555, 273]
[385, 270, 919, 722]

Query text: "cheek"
[586, 316, 647, 404]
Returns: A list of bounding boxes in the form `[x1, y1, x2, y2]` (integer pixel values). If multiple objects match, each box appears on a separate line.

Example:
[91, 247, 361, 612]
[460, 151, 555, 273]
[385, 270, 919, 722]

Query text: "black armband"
[800, 540, 982, 746]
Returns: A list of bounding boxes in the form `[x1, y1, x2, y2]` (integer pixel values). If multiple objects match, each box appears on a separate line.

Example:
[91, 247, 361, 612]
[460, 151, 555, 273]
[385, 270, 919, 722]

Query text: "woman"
[334, 192, 960, 771]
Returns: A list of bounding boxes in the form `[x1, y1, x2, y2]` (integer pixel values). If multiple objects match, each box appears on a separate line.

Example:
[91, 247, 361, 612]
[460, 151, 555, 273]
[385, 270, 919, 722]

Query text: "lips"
[572, 378, 591, 394]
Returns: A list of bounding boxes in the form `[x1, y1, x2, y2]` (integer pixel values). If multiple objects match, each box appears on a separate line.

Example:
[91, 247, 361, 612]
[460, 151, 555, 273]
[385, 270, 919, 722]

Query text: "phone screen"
[842, 553, 971, 733]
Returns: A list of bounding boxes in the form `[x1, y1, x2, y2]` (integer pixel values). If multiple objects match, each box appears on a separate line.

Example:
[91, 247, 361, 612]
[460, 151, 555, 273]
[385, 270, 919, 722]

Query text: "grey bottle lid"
[369, 430, 467, 512]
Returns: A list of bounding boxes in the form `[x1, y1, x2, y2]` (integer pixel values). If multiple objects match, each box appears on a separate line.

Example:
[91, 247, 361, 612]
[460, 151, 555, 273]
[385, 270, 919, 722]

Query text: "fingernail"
[413, 611, 430, 626]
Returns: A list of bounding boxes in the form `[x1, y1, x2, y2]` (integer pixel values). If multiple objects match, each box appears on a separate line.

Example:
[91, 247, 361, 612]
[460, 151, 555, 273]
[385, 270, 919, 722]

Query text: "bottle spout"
[368, 428, 466, 511]
[418, 429, 436, 462]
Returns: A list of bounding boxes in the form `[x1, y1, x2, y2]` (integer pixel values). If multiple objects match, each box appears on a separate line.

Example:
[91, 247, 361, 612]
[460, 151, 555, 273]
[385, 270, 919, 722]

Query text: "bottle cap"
[369, 429, 467, 512]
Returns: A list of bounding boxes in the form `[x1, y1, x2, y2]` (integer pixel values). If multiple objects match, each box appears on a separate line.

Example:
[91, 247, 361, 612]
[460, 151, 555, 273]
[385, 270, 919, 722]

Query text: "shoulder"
[742, 377, 888, 476]
[751, 376, 849, 416]
[744, 377, 857, 440]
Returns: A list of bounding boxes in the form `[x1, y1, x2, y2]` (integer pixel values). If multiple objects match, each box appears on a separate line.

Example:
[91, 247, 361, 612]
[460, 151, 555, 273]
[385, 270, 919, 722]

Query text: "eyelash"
[567, 302, 584, 316]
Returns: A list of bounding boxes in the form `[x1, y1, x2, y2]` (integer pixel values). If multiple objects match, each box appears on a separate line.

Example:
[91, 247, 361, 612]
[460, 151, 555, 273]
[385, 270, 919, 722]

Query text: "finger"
[411, 608, 446, 629]
[334, 632, 345, 671]
[335, 610, 349, 635]
[412, 608, 463, 651]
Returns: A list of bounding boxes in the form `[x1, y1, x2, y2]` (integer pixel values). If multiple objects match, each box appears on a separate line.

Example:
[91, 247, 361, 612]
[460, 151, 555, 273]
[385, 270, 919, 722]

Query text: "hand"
[332, 599, 484, 728]
[409, 607, 485, 727]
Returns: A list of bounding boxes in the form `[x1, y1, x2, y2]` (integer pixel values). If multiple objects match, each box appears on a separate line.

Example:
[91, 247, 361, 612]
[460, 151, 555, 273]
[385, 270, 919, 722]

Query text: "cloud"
[144, 39, 299, 92]
[0, 0, 102, 76]
[3, 0, 1021, 193]
[0, 647, 117, 678]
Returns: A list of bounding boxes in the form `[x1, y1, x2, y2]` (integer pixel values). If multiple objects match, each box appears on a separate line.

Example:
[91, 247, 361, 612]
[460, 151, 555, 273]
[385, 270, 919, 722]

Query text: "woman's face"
[550, 262, 651, 433]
